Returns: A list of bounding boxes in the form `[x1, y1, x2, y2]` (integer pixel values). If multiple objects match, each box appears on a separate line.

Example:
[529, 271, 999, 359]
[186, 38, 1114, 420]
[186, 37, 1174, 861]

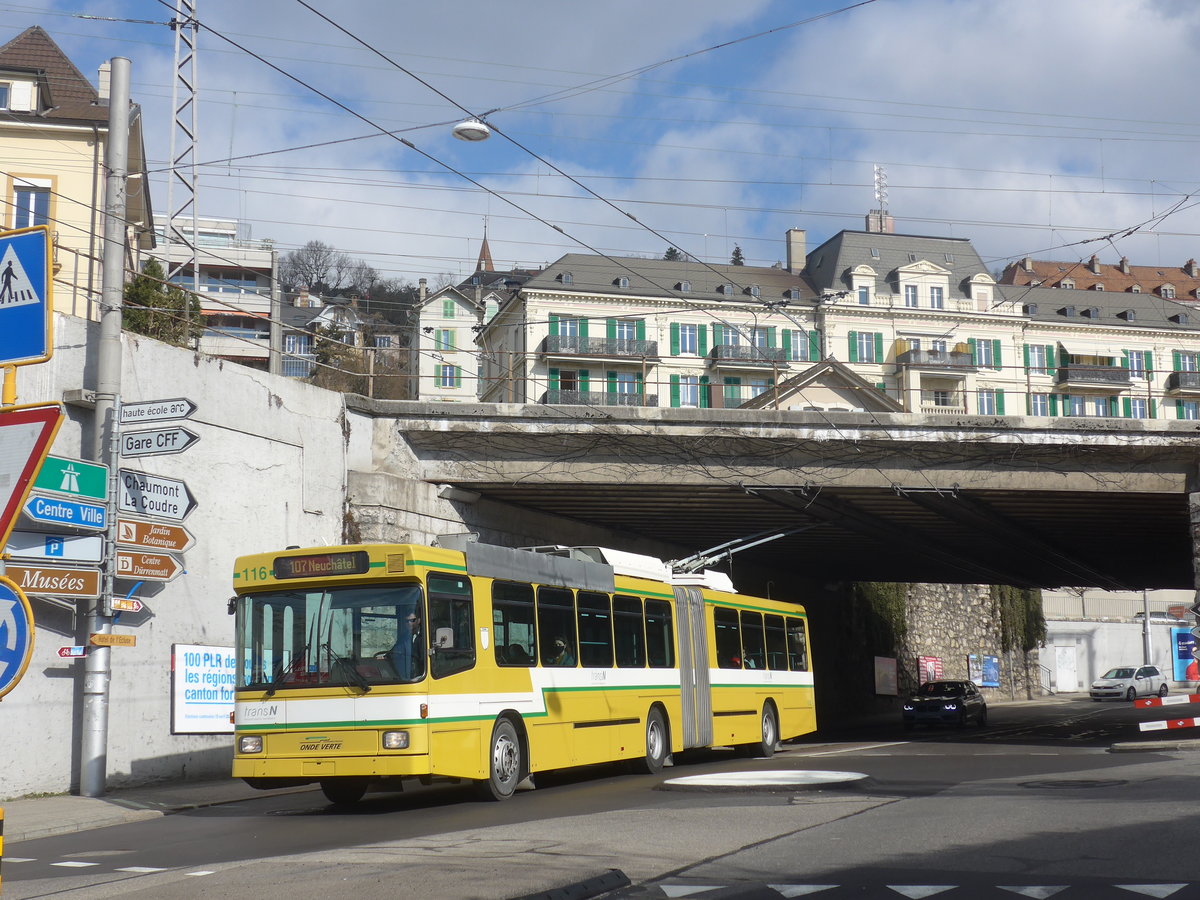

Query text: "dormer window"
[1170, 312, 1189, 325]
[746, 284, 761, 297]
[870, 248, 880, 259]
[1093, 283, 1104, 291]
[1081, 306, 1100, 318]
[785, 288, 802, 300]
[676, 280, 690, 292]
[1130, 284, 1142, 293]
[1058, 305, 1076, 317]
[614, 276, 630, 288]
[718, 283, 734, 295]
[0, 83, 9, 109]
[944, 253, 955, 263]
[1117, 309, 1136, 322]
[558, 272, 573, 284]
[1060, 279, 1075, 289]
[1161, 284, 1176, 299]
[470, 275, 481, 285]
[907, 253, 917, 262]
[1024, 303, 1038, 315]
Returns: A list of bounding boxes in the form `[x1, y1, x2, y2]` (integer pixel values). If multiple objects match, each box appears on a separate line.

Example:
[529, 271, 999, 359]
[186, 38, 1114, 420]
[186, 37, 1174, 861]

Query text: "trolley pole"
[81, 56, 130, 798]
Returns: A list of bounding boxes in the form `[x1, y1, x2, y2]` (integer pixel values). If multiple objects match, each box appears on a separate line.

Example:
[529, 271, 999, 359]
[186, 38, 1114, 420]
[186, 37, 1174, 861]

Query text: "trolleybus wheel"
[743, 703, 778, 758]
[476, 717, 522, 801]
[320, 777, 369, 807]
[633, 708, 667, 775]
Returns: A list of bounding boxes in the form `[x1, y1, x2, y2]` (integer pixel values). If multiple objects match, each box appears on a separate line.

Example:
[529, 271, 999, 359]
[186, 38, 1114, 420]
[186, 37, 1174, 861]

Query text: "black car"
[902, 680, 987, 729]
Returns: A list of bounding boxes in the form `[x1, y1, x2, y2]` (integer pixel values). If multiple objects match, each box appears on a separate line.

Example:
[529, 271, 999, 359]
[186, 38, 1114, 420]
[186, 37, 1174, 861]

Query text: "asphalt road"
[5, 696, 1199, 900]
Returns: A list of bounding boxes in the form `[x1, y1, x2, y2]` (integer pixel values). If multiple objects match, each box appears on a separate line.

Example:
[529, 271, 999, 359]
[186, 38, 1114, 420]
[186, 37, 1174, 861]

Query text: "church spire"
[475, 224, 494, 273]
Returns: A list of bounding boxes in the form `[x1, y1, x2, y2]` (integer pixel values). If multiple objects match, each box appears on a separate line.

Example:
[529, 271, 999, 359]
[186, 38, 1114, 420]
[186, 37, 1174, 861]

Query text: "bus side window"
[786, 617, 808, 672]
[537, 586, 577, 667]
[428, 574, 475, 678]
[493, 581, 536, 667]
[645, 599, 674, 668]
[714, 606, 741, 669]
[764, 614, 787, 670]
[740, 611, 765, 670]
[613, 594, 645, 667]
[577, 591, 613, 667]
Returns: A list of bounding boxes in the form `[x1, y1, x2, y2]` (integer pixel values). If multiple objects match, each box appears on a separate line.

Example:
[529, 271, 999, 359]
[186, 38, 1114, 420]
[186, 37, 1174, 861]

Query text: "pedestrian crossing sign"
[0, 225, 53, 367]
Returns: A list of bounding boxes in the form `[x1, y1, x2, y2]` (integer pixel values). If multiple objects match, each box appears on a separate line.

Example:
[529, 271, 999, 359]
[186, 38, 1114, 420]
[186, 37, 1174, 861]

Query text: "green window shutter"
[1058, 345, 1070, 367]
[995, 389, 1005, 416]
[670, 374, 680, 408]
[1061, 393, 1071, 416]
[635, 319, 646, 341]
[766, 326, 777, 348]
[1046, 345, 1057, 377]
[698, 324, 709, 356]
[1049, 394, 1059, 416]
[578, 371, 590, 392]
[1173, 350, 1182, 371]
[606, 318, 617, 341]
[454, 366, 462, 389]
[848, 331, 859, 363]
[670, 323, 680, 356]
[968, 337, 977, 364]
[809, 330, 820, 361]
[579, 317, 589, 339]
[873, 332, 884, 362]
[781, 329, 792, 358]
[548, 313, 559, 337]
[1121, 350, 1130, 370]
[548, 367, 560, 391]
[1025, 393, 1032, 415]
[712, 324, 723, 346]
[1150, 399, 1158, 418]
[1144, 350, 1154, 376]
[606, 370, 617, 396]
[992, 339, 1002, 369]
[699, 375, 710, 409]
[443, 298, 455, 317]
[1023, 344, 1030, 369]
[1178, 399, 1186, 419]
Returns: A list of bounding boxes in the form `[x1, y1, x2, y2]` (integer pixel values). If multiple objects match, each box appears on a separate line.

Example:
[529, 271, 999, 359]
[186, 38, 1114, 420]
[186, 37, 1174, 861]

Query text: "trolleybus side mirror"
[227, 596, 237, 615]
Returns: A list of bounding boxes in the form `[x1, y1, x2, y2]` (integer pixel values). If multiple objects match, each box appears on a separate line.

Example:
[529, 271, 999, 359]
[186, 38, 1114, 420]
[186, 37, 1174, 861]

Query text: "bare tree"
[279, 240, 359, 294]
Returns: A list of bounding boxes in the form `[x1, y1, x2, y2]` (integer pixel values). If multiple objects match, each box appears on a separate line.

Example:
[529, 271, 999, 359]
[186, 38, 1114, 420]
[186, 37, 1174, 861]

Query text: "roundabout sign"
[0, 575, 35, 699]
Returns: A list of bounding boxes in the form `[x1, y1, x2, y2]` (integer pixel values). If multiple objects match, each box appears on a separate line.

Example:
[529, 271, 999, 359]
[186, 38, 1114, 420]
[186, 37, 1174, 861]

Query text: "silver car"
[1089, 665, 1168, 701]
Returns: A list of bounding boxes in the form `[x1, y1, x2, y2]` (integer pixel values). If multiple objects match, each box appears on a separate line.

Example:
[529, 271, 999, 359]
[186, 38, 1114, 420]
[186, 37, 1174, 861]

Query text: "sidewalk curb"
[1110, 740, 1200, 753]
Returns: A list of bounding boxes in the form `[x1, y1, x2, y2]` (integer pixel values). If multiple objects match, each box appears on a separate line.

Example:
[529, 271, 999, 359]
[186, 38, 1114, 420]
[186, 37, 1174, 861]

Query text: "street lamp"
[452, 118, 491, 142]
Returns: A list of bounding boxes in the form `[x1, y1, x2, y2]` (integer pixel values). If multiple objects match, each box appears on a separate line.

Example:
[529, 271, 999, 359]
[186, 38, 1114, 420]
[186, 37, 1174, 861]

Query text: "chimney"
[785, 228, 806, 274]
[1088, 254, 1101, 275]
[1119, 257, 1131, 274]
[865, 209, 894, 234]
[296, 286, 310, 308]
[418, 278, 427, 303]
[1186, 259, 1199, 278]
[97, 62, 111, 101]
[1021, 257, 1034, 273]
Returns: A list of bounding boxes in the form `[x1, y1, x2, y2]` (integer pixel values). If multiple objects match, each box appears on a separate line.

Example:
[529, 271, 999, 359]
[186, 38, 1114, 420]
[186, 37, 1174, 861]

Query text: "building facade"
[0, 26, 153, 319]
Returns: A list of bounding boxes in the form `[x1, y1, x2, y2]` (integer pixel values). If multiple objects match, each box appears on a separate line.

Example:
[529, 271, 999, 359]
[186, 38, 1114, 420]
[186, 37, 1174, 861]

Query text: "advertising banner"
[172, 643, 236, 734]
[981, 655, 1001, 688]
[1172, 627, 1198, 682]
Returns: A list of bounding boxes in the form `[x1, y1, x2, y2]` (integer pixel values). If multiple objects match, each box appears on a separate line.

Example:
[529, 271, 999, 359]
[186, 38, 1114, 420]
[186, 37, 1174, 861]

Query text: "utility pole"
[82, 56, 130, 798]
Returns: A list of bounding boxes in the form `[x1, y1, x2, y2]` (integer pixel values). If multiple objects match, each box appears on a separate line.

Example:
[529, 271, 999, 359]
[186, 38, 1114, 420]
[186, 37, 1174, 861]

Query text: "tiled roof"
[996, 284, 1200, 333]
[999, 255, 1200, 300]
[0, 26, 105, 122]
[806, 230, 987, 299]
[523, 253, 818, 304]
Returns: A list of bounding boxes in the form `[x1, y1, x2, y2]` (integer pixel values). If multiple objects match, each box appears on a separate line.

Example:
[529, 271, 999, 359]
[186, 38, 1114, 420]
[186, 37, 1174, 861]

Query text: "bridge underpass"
[349, 399, 1200, 591]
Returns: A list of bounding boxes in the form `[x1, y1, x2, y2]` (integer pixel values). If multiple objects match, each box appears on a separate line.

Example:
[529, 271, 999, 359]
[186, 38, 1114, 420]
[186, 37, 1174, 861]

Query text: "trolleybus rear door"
[673, 585, 712, 748]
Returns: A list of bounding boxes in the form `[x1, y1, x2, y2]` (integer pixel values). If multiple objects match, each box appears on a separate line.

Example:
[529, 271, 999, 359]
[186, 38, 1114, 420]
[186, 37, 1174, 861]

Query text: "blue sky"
[7, 0, 1200, 286]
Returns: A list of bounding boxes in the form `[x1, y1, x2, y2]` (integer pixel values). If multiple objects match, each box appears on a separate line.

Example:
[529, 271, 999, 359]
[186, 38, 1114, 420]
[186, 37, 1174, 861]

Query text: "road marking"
[1116, 886, 1189, 898]
[115, 866, 168, 873]
[187, 870, 215, 877]
[997, 888, 1068, 898]
[887, 888, 957, 898]
[51, 861, 99, 868]
[2, 857, 35, 863]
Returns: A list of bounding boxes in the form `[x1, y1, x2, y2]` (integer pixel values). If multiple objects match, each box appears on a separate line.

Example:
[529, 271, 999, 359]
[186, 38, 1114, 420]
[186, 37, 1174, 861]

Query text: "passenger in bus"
[506, 644, 531, 665]
[547, 636, 575, 667]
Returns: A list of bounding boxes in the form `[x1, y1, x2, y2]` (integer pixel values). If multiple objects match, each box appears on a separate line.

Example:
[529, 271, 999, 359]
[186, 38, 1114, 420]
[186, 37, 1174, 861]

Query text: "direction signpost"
[58, 646, 88, 658]
[89, 633, 136, 648]
[119, 426, 199, 459]
[0, 576, 35, 699]
[4, 564, 102, 600]
[5, 530, 104, 563]
[118, 469, 196, 521]
[111, 597, 143, 613]
[22, 494, 107, 530]
[32, 455, 108, 501]
[120, 398, 196, 425]
[115, 517, 194, 554]
[115, 550, 183, 582]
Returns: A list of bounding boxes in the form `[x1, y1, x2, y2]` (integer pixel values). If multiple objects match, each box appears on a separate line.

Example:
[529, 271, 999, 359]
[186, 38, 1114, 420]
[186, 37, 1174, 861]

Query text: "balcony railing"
[282, 354, 316, 378]
[897, 348, 974, 369]
[919, 392, 966, 414]
[709, 345, 788, 366]
[1165, 371, 1200, 393]
[542, 335, 658, 359]
[541, 390, 657, 407]
[1054, 364, 1130, 389]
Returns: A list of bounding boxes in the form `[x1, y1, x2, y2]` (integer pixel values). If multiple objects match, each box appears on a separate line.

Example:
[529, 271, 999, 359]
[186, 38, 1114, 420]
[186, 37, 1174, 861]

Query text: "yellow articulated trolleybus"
[230, 539, 815, 805]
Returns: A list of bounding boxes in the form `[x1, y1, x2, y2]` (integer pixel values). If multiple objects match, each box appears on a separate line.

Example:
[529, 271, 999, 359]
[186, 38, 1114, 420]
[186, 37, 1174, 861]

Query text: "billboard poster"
[1172, 627, 1198, 682]
[172, 643, 236, 734]
[918, 655, 943, 684]
[874, 656, 898, 695]
[968, 653, 982, 684]
[981, 655, 1000, 688]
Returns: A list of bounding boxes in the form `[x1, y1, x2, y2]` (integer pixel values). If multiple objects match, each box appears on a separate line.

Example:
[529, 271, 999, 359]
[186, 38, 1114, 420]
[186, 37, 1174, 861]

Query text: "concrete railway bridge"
[344, 398, 1200, 595]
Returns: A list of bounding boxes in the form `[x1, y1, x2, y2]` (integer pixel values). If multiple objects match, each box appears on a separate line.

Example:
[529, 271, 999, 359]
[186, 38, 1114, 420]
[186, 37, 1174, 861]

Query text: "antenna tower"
[166, 1, 200, 328]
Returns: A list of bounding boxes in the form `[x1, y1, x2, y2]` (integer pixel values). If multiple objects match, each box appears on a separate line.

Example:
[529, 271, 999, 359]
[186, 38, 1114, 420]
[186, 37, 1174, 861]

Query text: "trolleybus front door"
[673, 585, 712, 748]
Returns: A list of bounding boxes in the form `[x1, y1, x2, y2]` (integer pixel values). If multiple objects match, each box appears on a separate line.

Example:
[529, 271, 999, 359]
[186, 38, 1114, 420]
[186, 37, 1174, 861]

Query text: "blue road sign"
[0, 576, 35, 698]
[22, 493, 107, 531]
[0, 226, 52, 367]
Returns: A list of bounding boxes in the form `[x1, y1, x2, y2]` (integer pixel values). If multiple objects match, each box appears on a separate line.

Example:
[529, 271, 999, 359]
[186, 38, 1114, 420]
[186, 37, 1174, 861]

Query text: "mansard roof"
[805, 230, 988, 299]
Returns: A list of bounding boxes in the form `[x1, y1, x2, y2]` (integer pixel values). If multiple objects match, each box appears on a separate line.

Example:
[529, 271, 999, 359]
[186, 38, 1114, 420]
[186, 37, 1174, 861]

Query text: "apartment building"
[0, 26, 153, 319]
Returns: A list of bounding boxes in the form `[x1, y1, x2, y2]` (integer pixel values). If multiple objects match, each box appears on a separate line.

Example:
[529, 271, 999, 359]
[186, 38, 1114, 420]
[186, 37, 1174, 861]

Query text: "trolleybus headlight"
[382, 730, 410, 750]
[238, 735, 263, 754]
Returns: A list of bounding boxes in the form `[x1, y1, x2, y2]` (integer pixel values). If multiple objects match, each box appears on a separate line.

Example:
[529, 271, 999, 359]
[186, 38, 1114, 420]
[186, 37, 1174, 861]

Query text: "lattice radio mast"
[166, 0, 200, 333]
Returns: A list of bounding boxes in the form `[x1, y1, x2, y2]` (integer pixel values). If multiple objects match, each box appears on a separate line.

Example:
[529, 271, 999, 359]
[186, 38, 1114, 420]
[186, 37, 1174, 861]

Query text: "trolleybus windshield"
[236, 583, 426, 690]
